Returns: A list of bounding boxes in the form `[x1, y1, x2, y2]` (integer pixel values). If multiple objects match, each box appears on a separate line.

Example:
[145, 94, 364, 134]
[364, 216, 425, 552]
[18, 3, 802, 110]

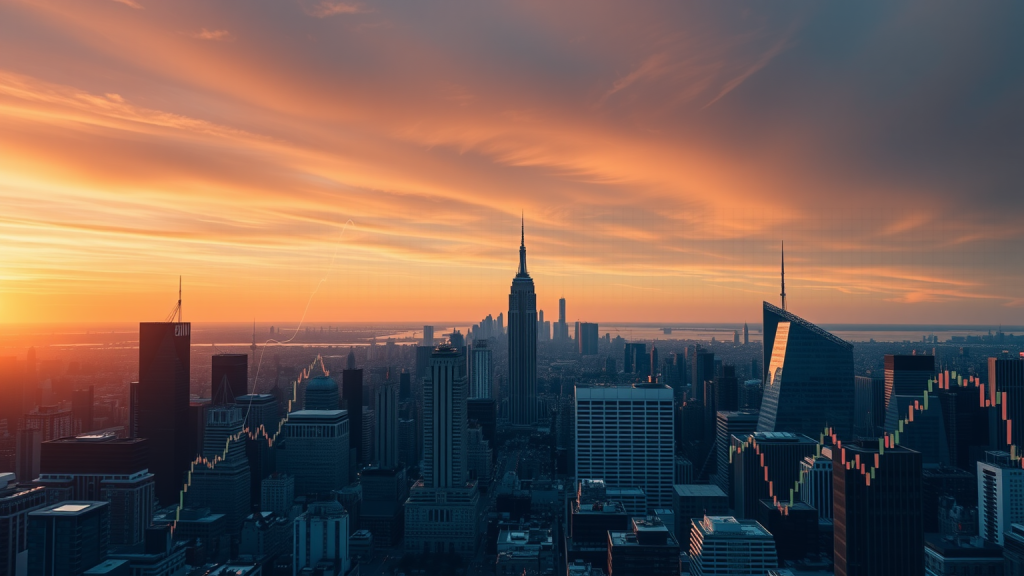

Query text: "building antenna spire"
[517, 213, 528, 276]
[521, 211, 524, 248]
[178, 276, 182, 322]
[780, 242, 787, 312]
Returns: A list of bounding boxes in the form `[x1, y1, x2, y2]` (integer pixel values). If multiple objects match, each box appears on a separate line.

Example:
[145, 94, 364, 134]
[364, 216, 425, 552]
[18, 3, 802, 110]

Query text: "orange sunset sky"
[0, 1, 1021, 325]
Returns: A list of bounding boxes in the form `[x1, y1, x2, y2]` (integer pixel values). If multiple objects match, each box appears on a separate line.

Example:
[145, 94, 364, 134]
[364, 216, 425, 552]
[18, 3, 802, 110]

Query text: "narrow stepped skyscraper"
[508, 217, 538, 427]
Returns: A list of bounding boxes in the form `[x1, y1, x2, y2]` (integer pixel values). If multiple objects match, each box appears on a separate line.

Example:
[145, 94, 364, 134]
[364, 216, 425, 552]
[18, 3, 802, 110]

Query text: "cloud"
[111, 0, 143, 9]
[190, 28, 232, 41]
[303, 1, 366, 18]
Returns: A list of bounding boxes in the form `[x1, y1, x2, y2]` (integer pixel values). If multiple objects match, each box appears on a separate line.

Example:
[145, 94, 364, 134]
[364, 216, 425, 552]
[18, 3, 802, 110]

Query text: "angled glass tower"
[508, 218, 538, 426]
[757, 302, 855, 439]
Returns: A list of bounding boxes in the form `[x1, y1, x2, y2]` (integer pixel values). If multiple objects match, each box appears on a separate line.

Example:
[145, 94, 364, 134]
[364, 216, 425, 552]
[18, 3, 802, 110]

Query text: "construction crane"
[164, 276, 182, 322]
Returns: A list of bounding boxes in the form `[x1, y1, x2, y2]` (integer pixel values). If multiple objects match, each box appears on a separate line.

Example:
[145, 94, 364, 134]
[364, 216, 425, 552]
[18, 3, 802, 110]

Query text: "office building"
[691, 350, 714, 403]
[399, 370, 411, 401]
[23, 406, 72, 443]
[341, 368, 363, 472]
[37, 434, 153, 546]
[731, 432, 817, 519]
[853, 375, 885, 436]
[294, 500, 350, 576]
[711, 410, 759, 505]
[689, 515, 777, 576]
[467, 398, 497, 450]
[1003, 524, 1024, 575]
[106, 526, 187, 576]
[938, 384, 992, 473]
[713, 366, 739, 413]
[578, 322, 599, 356]
[137, 322, 191, 505]
[834, 442, 923, 576]
[922, 466, 976, 533]
[799, 448, 833, 521]
[260, 473, 295, 516]
[471, 341, 492, 399]
[422, 325, 434, 347]
[884, 354, 934, 412]
[758, 302, 855, 438]
[923, 533, 1004, 576]
[672, 484, 727, 552]
[28, 501, 109, 576]
[185, 406, 251, 532]
[360, 466, 407, 547]
[607, 516, 680, 576]
[743, 323, 749, 345]
[404, 344, 479, 555]
[375, 384, 398, 469]
[466, 424, 492, 484]
[575, 384, 674, 508]
[71, 387, 94, 434]
[567, 490, 629, 570]
[278, 410, 350, 496]
[303, 375, 339, 411]
[236, 393, 279, 507]
[0, 473, 46, 576]
[15, 429, 40, 484]
[991, 357, 1024, 449]
[362, 406, 374, 465]
[211, 354, 248, 404]
[979, 450, 1024, 545]
[508, 221, 538, 427]
[756, 500, 818, 562]
[554, 297, 568, 342]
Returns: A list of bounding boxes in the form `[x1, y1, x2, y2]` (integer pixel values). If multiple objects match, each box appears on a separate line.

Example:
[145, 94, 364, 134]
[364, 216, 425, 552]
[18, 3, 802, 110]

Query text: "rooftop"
[673, 484, 727, 498]
[31, 501, 107, 516]
[764, 301, 852, 350]
[695, 515, 772, 539]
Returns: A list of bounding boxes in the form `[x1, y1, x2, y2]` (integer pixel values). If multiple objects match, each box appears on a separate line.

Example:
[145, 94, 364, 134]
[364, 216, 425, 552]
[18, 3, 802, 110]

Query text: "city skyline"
[0, 2, 1021, 325]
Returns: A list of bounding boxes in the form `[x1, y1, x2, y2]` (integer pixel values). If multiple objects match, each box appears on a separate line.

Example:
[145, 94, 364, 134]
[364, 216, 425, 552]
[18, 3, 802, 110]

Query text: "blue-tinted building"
[758, 302, 855, 439]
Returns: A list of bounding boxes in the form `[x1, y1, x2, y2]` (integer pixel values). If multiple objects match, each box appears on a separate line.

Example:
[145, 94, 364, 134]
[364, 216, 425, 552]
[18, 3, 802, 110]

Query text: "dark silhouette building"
[236, 393, 279, 507]
[731, 432, 817, 519]
[211, 354, 248, 404]
[137, 322, 190, 505]
[691, 350, 714, 403]
[853, 375, 885, 437]
[304, 376, 340, 411]
[834, 442, 923, 576]
[28, 501, 110, 576]
[756, 499, 818, 562]
[508, 220, 538, 427]
[71, 387, 94, 435]
[342, 368, 364, 469]
[990, 357, 1024, 448]
[937, 384, 992, 472]
[884, 354, 934, 413]
[577, 322, 599, 356]
[607, 516, 680, 576]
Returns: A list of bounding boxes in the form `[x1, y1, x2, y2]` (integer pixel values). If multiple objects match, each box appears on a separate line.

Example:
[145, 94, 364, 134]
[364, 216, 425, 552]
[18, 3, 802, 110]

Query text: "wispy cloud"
[303, 1, 366, 18]
[111, 0, 143, 9]
[190, 28, 232, 41]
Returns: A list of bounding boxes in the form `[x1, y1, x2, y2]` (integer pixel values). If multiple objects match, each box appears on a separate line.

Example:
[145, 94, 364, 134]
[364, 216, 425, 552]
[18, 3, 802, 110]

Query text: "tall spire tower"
[780, 241, 787, 312]
[508, 215, 538, 427]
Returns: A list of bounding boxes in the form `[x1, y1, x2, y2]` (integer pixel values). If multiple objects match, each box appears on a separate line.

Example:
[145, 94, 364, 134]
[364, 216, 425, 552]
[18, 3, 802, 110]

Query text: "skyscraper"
[211, 354, 248, 404]
[236, 393, 279, 507]
[575, 384, 675, 507]
[990, 357, 1024, 448]
[508, 219, 538, 427]
[375, 384, 398, 469]
[743, 323, 749, 345]
[293, 501, 351, 576]
[471, 341, 492, 399]
[884, 354, 934, 413]
[71, 387, 94, 435]
[578, 322, 599, 356]
[185, 406, 251, 532]
[405, 344, 479, 555]
[554, 297, 568, 341]
[834, 442, 923, 576]
[342, 367, 364, 471]
[136, 321, 190, 505]
[304, 375, 340, 411]
[691, 350, 714, 403]
[730, 432, 817, 519]
[0, 474, 46, 576]
[422, 326, 434, 347]
[758, 302, 855, 439]
[278, 410, 350, 496]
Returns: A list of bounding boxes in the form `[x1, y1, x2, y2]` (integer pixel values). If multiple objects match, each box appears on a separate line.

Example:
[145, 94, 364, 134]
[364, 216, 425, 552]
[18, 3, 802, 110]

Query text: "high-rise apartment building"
[211, 354, 248, 404]
[834, 442, 923, 576]
[508, 221, 538, 427]
[758, 302, 855, 438]
[28, 501, 110, 576]
[137, 322, 190, 505]
[0, 474, 46, 576]
[471, 341, 492, 399]
[979, 450, 1024, 545]
[278, 410, 350, 496]
[689, 515, 777, 576]
[375, 384, 398, 469]
[575, 384, 674, 508]
[185, 406, 251, 532]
